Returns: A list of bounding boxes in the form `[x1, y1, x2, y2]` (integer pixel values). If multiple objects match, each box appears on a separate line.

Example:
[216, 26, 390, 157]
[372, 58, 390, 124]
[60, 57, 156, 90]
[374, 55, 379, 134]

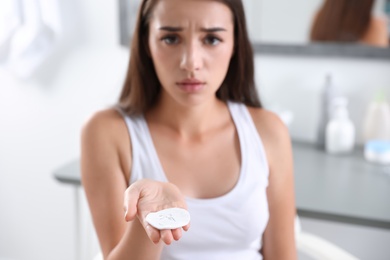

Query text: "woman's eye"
[204, 36, 221, 46]
[161, 35, 179, 45]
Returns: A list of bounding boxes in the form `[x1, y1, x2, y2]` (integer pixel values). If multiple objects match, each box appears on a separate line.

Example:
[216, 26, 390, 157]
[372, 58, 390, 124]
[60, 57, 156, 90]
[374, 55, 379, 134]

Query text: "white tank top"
[119, 101, 269, 260]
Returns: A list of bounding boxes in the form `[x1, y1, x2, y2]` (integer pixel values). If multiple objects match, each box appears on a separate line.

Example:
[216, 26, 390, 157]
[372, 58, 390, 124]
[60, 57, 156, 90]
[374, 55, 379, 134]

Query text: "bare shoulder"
[371, 15, 388, 27]
[246, 107, 290, 144]
[369, 16, 388, 35]
[362, 15, 389, 47]
[246, 107, 292, 165]
[82, 108, 126, 142]
[81, 107, 131, 182]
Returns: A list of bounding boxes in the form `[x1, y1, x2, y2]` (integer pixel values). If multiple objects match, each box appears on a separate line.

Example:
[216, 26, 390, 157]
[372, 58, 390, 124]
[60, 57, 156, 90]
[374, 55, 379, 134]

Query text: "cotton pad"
[145, 208, 190, 230]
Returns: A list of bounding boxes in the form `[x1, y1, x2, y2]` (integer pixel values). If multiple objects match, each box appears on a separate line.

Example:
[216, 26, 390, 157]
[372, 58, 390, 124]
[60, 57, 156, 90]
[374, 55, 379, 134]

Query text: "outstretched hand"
[123, 179, 190, 245]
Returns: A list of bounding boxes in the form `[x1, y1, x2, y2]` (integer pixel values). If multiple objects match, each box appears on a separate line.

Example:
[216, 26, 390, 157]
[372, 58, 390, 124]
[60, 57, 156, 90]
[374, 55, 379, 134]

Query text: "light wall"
[0, 0, 127, 259]
[255, 55, 390, 144]
[0, 0, 389, 259]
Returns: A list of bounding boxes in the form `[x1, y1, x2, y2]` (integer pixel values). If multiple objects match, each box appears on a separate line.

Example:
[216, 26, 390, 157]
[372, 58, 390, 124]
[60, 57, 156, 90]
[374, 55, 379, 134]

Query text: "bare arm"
[81, 110, 163, 259]
[249, 108, 297, 260]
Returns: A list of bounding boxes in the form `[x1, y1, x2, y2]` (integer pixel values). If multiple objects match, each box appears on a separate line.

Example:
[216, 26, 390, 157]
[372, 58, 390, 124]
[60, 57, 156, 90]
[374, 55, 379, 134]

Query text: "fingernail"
[124, 210, 128, 221]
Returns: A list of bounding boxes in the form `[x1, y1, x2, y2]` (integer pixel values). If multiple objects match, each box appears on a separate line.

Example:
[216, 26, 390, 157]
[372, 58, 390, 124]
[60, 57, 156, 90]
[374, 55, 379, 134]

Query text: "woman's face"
[148, 0, 234, 107]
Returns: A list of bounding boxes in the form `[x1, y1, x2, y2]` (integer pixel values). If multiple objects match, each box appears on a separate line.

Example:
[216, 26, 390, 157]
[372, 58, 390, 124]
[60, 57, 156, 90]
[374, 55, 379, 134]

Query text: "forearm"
[106, 218, 163, 260]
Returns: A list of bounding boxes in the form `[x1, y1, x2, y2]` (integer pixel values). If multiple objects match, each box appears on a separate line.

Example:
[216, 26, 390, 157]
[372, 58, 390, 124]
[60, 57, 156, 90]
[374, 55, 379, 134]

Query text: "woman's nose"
[179, 42, 203, 73]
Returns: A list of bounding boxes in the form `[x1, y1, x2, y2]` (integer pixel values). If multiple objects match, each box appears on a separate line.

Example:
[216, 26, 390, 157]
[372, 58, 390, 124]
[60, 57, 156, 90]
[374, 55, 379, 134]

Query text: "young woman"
[310, 0, 389, 48]
[81, 0, 297, 259]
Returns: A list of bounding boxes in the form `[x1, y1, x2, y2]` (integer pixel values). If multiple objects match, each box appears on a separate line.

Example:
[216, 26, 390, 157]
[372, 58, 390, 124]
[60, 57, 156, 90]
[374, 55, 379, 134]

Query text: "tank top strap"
[115, 107, 165, 184]
[227, 101, 269, 184]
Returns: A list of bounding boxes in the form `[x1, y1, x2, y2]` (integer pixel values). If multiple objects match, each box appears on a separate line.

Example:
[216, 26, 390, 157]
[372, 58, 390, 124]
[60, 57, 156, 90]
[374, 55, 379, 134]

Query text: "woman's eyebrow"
[159, 26, 183, 32]
[201, 27, 227, 33]
[159, 26, 227, 32]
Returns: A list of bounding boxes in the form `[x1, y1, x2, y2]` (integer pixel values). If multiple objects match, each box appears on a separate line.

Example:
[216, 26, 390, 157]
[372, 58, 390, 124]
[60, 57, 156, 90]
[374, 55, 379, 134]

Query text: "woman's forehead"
[149, 0, 233, 28]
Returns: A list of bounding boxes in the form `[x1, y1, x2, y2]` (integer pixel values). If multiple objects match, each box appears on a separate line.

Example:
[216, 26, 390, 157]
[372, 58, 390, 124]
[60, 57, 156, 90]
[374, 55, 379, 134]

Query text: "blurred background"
[0, 0, 390, 259]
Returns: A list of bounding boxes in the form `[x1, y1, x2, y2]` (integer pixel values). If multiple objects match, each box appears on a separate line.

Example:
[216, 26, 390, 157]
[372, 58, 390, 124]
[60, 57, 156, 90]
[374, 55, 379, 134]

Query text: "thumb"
[123, 184, 141, 222]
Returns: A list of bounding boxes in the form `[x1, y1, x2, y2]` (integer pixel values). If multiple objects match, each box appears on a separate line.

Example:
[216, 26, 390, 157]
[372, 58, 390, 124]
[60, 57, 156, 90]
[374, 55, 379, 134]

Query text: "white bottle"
[316, 74, 336, 149]
[362, 91, 390, 142]
[325, 97, 355, 154]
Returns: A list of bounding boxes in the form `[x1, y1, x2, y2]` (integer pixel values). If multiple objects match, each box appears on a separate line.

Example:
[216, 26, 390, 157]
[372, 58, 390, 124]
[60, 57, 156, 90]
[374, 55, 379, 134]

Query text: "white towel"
[0, 0, 22, 62]
[1, 0, 60, 79]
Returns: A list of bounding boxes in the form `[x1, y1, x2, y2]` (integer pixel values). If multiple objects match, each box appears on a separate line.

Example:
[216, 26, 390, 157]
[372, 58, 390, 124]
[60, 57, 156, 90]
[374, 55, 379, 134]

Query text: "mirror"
[246, 0, 390, 46]
[118, 0, 390, 59]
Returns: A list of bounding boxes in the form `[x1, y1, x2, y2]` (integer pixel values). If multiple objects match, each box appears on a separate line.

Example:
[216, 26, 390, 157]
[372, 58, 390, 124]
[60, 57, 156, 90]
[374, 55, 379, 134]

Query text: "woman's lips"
[176, 80, 205, 92]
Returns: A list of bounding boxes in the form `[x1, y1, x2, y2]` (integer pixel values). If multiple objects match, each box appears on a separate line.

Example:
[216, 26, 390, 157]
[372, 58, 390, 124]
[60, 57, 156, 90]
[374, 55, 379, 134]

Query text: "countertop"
[54, 141, 390, 229]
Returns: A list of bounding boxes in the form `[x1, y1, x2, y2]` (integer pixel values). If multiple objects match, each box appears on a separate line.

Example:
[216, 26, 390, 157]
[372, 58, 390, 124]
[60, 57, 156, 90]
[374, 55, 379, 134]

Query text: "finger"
[146, 224, 161, 244]
[123, 184, 141, 222]
[182, 222, 190, 231]
[171, 228, 182, 241]
[160, 229, 174, 245]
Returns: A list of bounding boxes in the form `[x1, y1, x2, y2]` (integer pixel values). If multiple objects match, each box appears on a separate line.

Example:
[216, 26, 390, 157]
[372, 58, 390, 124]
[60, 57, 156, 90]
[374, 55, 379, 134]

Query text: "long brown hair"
[118, 0, 261, 116]
[310, 0, 374, 42]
